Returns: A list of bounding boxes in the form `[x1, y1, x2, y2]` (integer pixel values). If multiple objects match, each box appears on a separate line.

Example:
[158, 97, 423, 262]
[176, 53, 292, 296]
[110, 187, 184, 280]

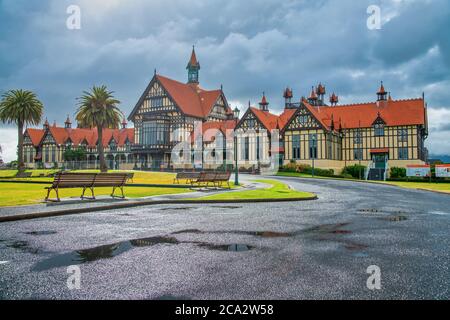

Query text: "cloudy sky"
[0, 0, 449, 161]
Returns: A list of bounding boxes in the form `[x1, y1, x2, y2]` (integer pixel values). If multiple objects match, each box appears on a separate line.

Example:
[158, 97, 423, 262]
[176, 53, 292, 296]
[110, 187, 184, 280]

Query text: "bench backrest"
[214, 172, 231, 181]
[177, 172, 201, 179]
[197, 172, 217, 182]
[51, 173, 128, 188]
[93, 173, 128, 187]
[52, 173, 96, 188]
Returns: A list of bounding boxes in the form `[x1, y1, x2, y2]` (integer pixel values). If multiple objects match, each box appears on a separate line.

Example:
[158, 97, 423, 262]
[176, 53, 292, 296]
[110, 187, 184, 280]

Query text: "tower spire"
[259, 92, 269, 111]
[187, 45, 200, 84]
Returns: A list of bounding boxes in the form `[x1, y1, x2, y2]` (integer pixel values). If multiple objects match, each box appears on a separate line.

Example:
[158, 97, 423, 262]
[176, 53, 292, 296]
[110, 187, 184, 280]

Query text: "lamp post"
[311, 135, 316, 178]
[233, 107, 240, 186]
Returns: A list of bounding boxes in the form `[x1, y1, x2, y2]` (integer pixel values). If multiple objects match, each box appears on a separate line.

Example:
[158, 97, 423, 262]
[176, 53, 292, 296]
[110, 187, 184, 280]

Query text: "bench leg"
[81, 187, 95, 200]
[45, 188, 51, 202]
[111, 186, 125, 199]
[45, 187, 61, 202]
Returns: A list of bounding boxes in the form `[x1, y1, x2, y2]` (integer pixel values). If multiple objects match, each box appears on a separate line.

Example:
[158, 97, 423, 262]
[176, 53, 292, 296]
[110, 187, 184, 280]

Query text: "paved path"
[0, 175, 449, 299]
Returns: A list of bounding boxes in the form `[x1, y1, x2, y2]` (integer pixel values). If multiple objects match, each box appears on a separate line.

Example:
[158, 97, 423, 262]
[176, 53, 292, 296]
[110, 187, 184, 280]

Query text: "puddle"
[172, 226, 350, 238]
[211, 206, 242, 209]
[6, 241, 42, 254]
[378, 215, 408, 222]
[302, 223, 352, 235]
[24, 231, 57, 236]
[430, 211, 449, 216]
[352, 252, 369, 258]
[172, 229, 204, 235]
[159, 207, 195, 211]
[197, 243, 252, 252]
[32, 236, 179, 271]
[32, 235, 252, 271]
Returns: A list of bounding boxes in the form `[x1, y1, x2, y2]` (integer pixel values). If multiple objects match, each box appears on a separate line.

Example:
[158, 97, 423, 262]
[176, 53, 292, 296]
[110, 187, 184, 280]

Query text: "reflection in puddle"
[32, 236, 179, 271]
[378, 215, 408, 222]
[6, 241, 42, 254]
[159, 207, 194, 211]
[352, 252, 369, 258]
[172, 229, 292, 238]
[25, 231, 58, 236]
[197, 243, 252, 252]
[430, 211, 449, 216]
[32, 235, 253, 271]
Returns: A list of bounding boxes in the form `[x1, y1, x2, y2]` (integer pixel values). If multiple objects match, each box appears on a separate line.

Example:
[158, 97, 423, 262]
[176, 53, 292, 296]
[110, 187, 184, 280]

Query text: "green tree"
[75, 85, 122, 172]
[0, 90, 44, 172]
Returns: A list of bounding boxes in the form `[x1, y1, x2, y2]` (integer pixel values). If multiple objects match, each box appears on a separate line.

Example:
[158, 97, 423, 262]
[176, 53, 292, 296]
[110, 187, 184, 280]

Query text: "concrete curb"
[0, 196, 318, 223]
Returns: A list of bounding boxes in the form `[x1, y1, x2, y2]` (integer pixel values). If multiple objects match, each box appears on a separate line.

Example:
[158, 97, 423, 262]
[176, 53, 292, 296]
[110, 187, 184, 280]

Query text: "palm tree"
[0, 90, 44, 172]
[76, 85, 122, 172]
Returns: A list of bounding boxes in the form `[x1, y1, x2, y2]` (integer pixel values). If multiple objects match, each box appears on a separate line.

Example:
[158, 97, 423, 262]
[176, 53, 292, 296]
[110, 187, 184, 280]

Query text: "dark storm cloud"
[0, 0, 449, 156]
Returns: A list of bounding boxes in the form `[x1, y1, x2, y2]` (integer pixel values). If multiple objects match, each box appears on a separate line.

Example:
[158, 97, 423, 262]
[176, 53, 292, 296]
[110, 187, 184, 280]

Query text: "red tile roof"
[191, 120, 237, 143]
[156, 75, 225, 118]
[250, 107, 279, 131]
[301, 98, 426, 130]
[24, 126, 134, 148]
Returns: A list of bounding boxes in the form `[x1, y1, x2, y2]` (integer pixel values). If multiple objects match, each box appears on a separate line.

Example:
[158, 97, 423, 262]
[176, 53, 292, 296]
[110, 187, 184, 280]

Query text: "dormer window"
[110, 140, 117, 151]
[374, 123, 385, 137]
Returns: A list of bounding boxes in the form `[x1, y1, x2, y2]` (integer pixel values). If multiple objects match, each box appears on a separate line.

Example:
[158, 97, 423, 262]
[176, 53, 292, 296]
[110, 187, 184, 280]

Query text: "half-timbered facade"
[282, 83, 428, 178]
[128, 47, 235, 169]
[23, 117, 134, 169]
[235, 93, 296, 170]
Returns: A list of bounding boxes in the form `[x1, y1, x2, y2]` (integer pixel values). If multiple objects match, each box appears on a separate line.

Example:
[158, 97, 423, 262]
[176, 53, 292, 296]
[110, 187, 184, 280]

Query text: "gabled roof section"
[26, 128, 45, 147]
[309, 98, 425, 129]
[250, 107, 279, 131]
[129, 74, 225, 120]
[277, 108, 297, 130]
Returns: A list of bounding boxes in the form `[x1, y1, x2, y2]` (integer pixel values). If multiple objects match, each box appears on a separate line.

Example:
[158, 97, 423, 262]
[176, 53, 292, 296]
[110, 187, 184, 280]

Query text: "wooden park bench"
[212, 172, 232, 189]
[191, 172, 230, 189]
[173, 172, 201, 184]
[15, 172, 32, 178]
[45, 172, 129, 202]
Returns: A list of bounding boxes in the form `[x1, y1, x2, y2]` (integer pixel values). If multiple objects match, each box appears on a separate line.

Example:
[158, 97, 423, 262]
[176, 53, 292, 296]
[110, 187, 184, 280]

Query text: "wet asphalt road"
[0, 176, 449, 300]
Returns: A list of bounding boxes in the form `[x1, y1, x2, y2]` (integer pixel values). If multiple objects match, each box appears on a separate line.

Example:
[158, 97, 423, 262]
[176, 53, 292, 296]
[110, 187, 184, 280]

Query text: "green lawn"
[0, 170, 177, 185]
[380, 181, 450, 194]
[191, 180, 315, 201]
[0, 182, 191, 207]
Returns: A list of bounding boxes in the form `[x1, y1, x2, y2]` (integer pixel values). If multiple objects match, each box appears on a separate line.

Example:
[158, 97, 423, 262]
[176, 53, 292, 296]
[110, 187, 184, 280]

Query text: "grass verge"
[190, 179, 315, 201]
[0, 182, 191, 207]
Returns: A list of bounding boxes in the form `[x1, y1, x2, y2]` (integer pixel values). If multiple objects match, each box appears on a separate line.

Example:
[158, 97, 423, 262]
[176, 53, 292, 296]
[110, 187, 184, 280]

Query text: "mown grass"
[0, 170, 177, 185]
[191, 179, 315, 201]
[380, 181, 450, 194]
[0, 182, 191, 207]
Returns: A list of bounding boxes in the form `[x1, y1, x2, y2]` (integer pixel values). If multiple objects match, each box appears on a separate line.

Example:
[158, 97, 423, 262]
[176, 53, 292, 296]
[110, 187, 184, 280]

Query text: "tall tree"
[76, 85, 122, 172]
[0, 90, 44, 172]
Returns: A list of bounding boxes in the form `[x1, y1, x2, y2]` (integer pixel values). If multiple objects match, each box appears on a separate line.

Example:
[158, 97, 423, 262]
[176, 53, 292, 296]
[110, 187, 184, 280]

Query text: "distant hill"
[429, 154, 450, 163]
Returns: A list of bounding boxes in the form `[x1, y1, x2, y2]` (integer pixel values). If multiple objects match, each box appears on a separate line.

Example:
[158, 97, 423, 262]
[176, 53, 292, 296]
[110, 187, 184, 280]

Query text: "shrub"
[299, 165, 334, 177]
[279, 162, 297, 173]
[342, 165, 366, 179]
[390, 167, 406, 179]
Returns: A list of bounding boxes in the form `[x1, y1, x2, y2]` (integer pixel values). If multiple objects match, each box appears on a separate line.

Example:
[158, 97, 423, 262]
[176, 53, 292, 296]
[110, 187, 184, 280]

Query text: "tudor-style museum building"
[235, 83, 428, 179]
[22, 47, 429, 179]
